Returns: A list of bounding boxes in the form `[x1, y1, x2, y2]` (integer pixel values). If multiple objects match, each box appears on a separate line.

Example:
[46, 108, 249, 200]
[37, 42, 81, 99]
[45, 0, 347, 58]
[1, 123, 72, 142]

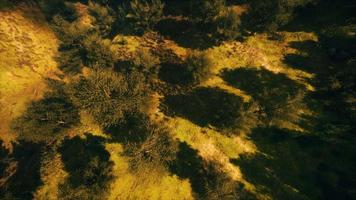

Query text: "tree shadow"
[231, 127, 356, 200]
[105, 113, 149, 144]
[283, 40, 330, 74]
[156, 18, 217, 50]
[169, 142, 255, 199]
[222, 67, 303, 100]
[160, 87, 245, 129]
[0, 141, 43, 200]
[158, 62, 194, 85]
[59, 134, 113, 189]
[221, 67, 306, 127]
[168, 142, 210, 198]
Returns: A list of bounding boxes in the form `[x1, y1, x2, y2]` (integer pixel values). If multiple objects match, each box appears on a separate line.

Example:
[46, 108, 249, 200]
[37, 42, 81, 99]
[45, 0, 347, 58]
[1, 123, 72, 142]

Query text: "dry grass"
[0, 3, 60, 149]
[106, 143, 194, 200]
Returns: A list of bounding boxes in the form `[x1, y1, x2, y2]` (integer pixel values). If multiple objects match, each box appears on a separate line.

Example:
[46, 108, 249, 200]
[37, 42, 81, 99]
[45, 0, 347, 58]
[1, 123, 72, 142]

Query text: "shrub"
[81, 33, 116, 68]
[11, 91, 79, 143]
[185, 51, 213, 84]
[244, 0, 317, 31]
[117, 0, 164, 34]
[68, 68, 149, 128]
[125, 124, 178, 170]
[132, 47, 160, 76]
[88, 1, 116, 37]
[190, 0, 226, 24]
[215, 8, 241, 40]
[59, 135, 113, 200]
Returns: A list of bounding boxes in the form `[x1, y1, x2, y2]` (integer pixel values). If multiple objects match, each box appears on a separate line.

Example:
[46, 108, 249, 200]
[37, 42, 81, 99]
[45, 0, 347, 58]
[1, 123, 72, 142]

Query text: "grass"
[0, 3, 59, 148]
[106, 143, 194, 200]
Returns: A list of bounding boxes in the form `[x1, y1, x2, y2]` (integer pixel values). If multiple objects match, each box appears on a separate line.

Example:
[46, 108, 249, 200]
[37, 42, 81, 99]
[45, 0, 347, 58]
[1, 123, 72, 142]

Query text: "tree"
[68, 68, 149, 128]
[11, 91, 79, 143]
[117, 0, 164, 34]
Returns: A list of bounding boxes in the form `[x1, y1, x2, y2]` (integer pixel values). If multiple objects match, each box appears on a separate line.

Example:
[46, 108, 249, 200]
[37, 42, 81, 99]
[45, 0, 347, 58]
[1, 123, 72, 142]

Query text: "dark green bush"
[190, 0, 226, 24]
[117, 0, 164, 34]
[185, 51, 213, 84]
[68, 68, 149, 128]
[215, 8, 241, 40]
[11, 92, 79, 143]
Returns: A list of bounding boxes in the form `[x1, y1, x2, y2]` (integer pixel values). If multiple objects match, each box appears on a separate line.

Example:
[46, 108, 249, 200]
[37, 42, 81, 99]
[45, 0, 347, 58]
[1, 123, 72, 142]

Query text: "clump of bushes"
[11, 85, 79, 143]
[244, 0, 318, 31]
[67, 68, 149, 128]
[117, 0, 164, 34]
[88, 1, 116, 37]
[59, 135, 114, 200]
[190, 0, 226, 24]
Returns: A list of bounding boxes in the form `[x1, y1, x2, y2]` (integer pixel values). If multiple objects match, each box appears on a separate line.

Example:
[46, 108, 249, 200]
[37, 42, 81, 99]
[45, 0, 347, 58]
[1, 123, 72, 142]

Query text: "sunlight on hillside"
[0, 3, 59, 148]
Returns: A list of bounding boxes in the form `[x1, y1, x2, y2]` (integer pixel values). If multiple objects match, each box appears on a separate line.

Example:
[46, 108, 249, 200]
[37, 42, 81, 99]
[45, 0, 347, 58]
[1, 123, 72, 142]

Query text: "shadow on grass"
[221, 67, 306, 126]
[160, 87, 244, 129]
[231, 127, 356, 200]
[168, 142, 211, 198]
[0, 141, 43, 200]
[156, 18, 217, 50]
[221, 67, 303, 100]
[169, 142, 255, 199]
[158, 62, 194, 85]
[283, 40, 329, 74]
[59, 134, 113, 189]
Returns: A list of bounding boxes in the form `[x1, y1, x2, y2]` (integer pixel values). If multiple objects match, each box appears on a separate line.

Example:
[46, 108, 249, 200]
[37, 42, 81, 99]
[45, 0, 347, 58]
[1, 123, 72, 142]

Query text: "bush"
[244, 0, 317, 31]
[11, 90, 79, 143]
[185, 51, 213, 84]
[88, 1, 116, 37]
[68, 68, 149, 128]
[125, 124, 178, 170]
[59, 135, 113, 200]
[117, 0, 164, 34]
[215, 8, 241, 40]
[81, 33, 116, 68]
[190, 0, 226, 24]
[132, 47, 160, 76]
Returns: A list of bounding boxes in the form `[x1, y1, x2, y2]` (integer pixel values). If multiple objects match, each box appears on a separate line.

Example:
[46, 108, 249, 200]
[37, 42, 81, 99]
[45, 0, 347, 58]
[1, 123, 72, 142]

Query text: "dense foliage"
[2, 0, 355, 199]
[68, 68, 149, 128]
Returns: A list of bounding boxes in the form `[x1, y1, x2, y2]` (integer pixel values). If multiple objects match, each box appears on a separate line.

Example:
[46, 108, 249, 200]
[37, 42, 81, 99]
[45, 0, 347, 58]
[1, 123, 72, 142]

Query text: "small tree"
[68, 68, 149, 128]
[185, 51, 213, 85]
[117, 0, 164, 34]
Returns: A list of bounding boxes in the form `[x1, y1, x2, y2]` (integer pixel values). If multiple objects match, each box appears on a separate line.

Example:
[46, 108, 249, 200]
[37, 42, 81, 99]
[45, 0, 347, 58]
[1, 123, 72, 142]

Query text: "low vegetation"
[1, 0, 355, 199]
